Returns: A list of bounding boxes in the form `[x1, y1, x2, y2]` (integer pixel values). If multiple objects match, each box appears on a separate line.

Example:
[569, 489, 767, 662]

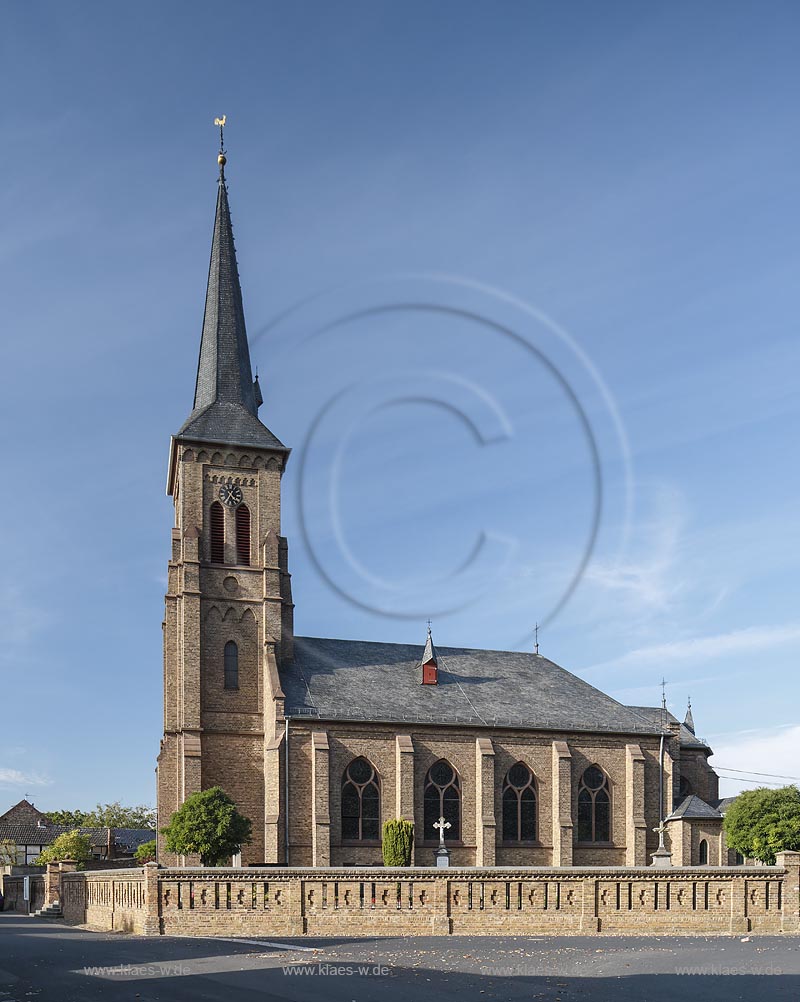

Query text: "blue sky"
[2, 1, 798, 810]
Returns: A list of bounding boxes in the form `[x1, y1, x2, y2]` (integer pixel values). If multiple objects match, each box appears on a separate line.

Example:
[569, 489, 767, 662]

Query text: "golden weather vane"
[214, 115, 227, 167]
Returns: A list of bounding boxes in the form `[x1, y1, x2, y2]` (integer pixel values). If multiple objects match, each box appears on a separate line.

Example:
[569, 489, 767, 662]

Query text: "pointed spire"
[420, 621, 439, 685]
[174, 124, 287, 456]
[193, 151, 258, 414]
[422, 620, 438, 666]
[684, 697, 695, 734]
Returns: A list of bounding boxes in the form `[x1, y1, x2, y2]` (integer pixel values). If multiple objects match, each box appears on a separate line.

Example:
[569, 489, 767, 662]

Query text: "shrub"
[34, 831, 92, 869]
[161, 787, 252, 866]
[382, 819, 414, 866]
[134, 839, 157, 864]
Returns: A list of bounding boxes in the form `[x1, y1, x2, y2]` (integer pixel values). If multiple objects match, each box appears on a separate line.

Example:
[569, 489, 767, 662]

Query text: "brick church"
[156, 144, 731, 869]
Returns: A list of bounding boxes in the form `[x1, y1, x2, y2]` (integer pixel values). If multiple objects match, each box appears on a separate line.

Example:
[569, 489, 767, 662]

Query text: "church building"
[156, 143, 729, 869]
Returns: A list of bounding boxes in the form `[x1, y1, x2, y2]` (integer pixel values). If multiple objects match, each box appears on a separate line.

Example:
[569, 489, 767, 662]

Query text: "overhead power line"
[715, 766, 800, 782]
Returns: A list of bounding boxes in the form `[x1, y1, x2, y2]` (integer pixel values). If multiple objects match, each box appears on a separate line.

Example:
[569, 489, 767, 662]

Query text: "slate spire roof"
[684, 698, 695, 734]
[175, 153, 287, 453]
[421, 623, 438, 665]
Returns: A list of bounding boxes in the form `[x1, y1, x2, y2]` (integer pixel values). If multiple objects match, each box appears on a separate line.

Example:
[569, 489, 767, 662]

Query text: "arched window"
[699, 838, 708, 865]
[577, 765, 611, 843]
[341, 758, 380, 841]
[678, 775, 692, 800]
[210, 501, 225, 564]
[502, 762, 537, 842]
[424, 759, 461, 841]
[224, 641, 239, 690]
[236, 505, 250, 566]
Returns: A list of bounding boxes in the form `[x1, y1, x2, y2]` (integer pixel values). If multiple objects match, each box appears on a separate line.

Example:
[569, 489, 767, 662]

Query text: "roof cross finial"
[534, 622, 539, 655]
[426, 618, 432, 634]
[214, 115, 227, 173]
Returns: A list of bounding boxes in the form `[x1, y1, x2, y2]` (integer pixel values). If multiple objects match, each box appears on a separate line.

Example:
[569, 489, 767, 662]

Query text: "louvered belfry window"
[235, 505, 250, 565]
[210, 501, 225, 564]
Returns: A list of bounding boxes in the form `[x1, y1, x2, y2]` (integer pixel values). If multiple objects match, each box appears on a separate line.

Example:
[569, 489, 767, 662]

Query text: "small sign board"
[23, 876, 30, 901]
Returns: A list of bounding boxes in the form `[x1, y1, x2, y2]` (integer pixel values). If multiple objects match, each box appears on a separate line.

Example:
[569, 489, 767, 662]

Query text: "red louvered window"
[236, 505, 250, 566]
[210, 501, 225, 564]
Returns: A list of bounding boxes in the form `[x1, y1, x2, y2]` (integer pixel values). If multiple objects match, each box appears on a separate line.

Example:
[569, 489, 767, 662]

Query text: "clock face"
[219, 484, 243, 508]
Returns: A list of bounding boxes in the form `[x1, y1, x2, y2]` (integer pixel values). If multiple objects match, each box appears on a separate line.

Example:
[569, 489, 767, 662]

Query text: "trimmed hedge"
[382, 818, 414, 866]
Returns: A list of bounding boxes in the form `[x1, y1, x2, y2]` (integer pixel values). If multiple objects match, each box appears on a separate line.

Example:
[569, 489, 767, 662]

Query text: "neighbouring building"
[156, 142, 734, 869]
[0, 800, 154, 865]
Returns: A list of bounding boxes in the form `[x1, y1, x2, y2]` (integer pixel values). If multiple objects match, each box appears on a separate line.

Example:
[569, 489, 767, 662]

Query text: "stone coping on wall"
[150, 864, 782, 876]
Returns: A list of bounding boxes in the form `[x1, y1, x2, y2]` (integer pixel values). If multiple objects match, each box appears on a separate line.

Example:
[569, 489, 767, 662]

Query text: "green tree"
[85, 802, 157, 830]
[0, 839, 19, 866]
[723, 786, 800, 864]
[161, 787, 251, 866]
[382, 819, 414, 866]
[134, 839, 157, 863]
[44, 809, 90, 828]
[45, 803, 156, 830]
[34, 831, 93, 869]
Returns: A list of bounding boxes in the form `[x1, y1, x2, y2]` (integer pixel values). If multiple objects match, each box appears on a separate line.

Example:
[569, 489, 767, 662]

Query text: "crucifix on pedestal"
[433, 815, 452, 867]
[650, 819, 673, 868]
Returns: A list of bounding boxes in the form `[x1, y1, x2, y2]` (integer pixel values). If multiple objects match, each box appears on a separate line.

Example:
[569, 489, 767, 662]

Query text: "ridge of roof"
[281, 636, 672, 736]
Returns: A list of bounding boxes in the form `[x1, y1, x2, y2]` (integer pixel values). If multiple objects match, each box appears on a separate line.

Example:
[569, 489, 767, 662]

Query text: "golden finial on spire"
[214, 115, 227, 167]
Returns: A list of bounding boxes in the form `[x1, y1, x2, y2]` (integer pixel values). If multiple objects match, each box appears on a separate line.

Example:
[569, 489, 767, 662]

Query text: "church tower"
[157, 139, 293, 864]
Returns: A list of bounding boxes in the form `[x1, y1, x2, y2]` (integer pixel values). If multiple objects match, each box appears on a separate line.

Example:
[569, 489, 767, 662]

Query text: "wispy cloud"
[608, 674, 733, 706]
[0, 767, 50, 789]
[585, 623, 800, 674]
[711, 724, 800, 797]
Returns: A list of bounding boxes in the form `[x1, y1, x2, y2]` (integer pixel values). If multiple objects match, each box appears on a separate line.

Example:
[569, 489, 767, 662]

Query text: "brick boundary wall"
[1, 874, 45, 913]
[5, 853, 799, 937]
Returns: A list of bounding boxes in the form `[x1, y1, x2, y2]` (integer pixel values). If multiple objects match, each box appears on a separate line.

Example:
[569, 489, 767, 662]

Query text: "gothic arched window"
[502, 762, 537, 842]
[224, 641, 239, 690]
[210, 501, 225, 564]
[699, 838, 709, 865]
[341, 758, 380, 841]
[423, 759, 461, 841]
[577, 765, 611, 843]
[236, 505, 250, 566]
[678, 775, 692, 800]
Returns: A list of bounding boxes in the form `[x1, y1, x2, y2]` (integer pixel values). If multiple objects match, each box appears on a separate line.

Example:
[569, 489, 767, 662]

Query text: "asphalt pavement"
[1, 912, 799, 1001]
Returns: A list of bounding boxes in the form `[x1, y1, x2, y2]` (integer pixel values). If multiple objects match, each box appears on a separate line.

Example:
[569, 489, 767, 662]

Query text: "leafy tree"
[0, 839, 19, 866]
[723, 786, 800, 865]
[44, 803, 157, 830]
[382, 819, 414, 866]
[161, 787, 251, 866]
[85, 802, 157, 830]
[34, 831, 93, 869]
[44, 809, 90, 828]
[134, 839, 157, 863]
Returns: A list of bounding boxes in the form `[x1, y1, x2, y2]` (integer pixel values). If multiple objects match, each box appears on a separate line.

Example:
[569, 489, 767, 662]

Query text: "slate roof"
[176, 163, 286, 454]
[666, 795, 722, 821]
[109, 828, 157, 853]
[0, 823, 155, 851]
[716, 796, 739, 814]
[280, 637, 669, 736]
[626, 705, 710, 750]
[0, 824, 107, 847]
